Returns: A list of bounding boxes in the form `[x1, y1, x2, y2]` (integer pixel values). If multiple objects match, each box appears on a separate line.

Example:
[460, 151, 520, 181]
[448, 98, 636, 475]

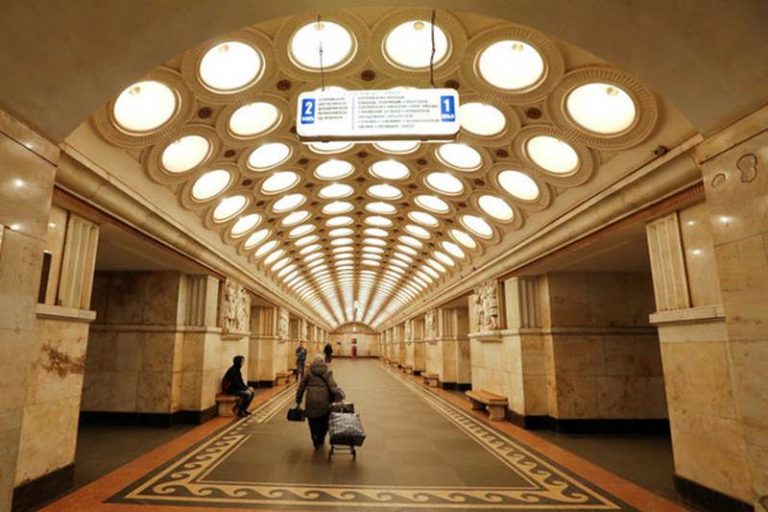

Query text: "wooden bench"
[422, 372, 439, 387]
[216, 393, 239, 417]
[466, 390, 508, 421]
[275, 371, 293, 385]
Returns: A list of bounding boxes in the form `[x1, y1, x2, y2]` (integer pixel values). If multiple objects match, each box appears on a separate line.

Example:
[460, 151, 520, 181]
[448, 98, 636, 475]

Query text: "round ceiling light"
[315, 160, 355, 180]
[288, 224, 315, 238]
[247, 143, 291, 171]
[295, 235, 319, 247]
[281, 210, 310, 226]
[254, 239, 278, 257]
[113, 80, 177, 133]
[244, 228, 270, 249]
[434, 250, 455, 266]
[329, 227, 354, 237]
[326, 216, 353, 227]
[319, 183, 354, 199]
[199, 41, 262, 92]
[309, 141, 354, 154]
[364, 228, 388, 237]
[441, 240, 465, 259]
[374, 140, 420, 154]
[525, 135, 579, 174]
[365, 216, 393, 228]
[461, 214, 494, 238]
[161, 135, 210, 173]
[272, 193, 306, 212]
[231, 213, 262, 237]
[478, 194, 514, 221]
[426, 172, 464, 195]
[399, 235, 423, 248]
[415, 195, 450, 214]
[566, 83, 636, 134]
[331, 237, 354, 246]
[478, 40, 544, 90]
[290, 21, 355, 70]
[367, 183, 402, 200]
[436, 143, 482, 171]
[322, 201, 354, 215]
[229, 102, 281, 137]
[365, 202, 397, 215]
[405, 224, 431, 239]
[365, 237, 387, 247]
[192, 169, 231, 200]
[213, 195, 247, 221]
[459, 102, 506, 136]
[450, 229, 476, 249]
[396, 244, 418, 256]
[498, 170, 540, 201]
[408, 211, 439, 227]
[261, 171, 299, 194]
[370, 160, 410, 180]
[264, 248, 285, 264]
[384, 20, 448, 69]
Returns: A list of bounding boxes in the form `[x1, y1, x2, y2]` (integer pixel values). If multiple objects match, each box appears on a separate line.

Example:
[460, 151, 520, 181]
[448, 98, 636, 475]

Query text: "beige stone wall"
[329, 324, 378, 357]
[543, 272, 667, 420]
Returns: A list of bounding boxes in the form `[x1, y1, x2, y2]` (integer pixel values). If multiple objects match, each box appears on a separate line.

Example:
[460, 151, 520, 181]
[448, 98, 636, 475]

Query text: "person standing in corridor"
[295, 340, 308, 378]
[323, 341, 333, 363]
[295, 354, 343, 448]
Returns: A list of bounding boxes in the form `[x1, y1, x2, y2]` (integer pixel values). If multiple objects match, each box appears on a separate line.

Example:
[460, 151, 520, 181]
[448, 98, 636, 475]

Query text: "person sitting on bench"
[222, 355, 253, 418]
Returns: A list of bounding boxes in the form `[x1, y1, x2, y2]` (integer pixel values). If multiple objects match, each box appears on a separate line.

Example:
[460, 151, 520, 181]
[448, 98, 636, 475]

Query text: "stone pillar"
[468, 279, 507, 396]
[541, 272, 666, 433]
[424, 309, 442, 378]
[13, 205, 99, 508]
[411, 317, 426, 375]
[248, 305, 280, 386]
[438, 307, 471, 389]
[0, 109, 58, 511]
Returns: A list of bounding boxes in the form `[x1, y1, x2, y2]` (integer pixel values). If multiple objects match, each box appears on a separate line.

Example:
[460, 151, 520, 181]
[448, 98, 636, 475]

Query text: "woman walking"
[295, 354, 343, 448]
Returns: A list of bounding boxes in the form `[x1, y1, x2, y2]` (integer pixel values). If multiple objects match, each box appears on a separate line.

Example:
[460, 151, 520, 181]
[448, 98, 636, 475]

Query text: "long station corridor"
[0, 2, 767, 512]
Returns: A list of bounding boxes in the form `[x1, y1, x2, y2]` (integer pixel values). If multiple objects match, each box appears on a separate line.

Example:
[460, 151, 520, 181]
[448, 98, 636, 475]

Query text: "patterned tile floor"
[44, 360, 688, 511]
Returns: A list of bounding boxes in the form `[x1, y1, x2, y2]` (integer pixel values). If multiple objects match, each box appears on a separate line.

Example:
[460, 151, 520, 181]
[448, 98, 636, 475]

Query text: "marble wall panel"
[425, 341, 443, 377]
[679, 202, 723, 307]
[597, 376, 668, 418]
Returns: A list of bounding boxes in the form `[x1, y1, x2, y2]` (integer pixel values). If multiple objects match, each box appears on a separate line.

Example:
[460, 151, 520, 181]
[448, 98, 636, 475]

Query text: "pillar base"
[674, 474, 754, 512]
[12, 463, 74, 512]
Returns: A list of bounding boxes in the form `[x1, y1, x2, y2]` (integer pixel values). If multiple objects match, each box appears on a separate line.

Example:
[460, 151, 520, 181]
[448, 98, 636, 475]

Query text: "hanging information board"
[296, 88, 459, 142]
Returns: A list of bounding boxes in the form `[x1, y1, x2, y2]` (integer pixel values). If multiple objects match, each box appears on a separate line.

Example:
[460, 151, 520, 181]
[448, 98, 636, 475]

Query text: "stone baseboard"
[504, 410, 550, 430]
[249, 380, 275, 388]
[79, 407, 217, 428]
[440, 382, 472, 391]
[545, 417, 670, 435]
[674, 474, 754, 512]
[12, 463, 74, 512]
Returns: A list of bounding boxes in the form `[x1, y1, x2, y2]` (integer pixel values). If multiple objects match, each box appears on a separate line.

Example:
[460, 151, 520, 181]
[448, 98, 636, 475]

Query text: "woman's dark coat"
[296, 360, 342, 418]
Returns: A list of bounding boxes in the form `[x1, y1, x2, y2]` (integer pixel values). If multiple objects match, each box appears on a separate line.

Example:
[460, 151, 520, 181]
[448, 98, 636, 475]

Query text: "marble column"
[411, 317, 426, 375]
[248, 305, 281, 386]
[437, 307, 471, 389]
[0, 109, 58, 511]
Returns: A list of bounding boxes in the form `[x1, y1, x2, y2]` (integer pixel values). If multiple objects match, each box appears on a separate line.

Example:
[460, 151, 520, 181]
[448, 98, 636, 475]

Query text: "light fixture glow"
[478, 40, 544, 90]
[247, 143, 291, 171]
[384, 20, 448, 69]
[459, 102, 506, 136]
[199, 41, 262, 92]
[291, 21, 355, 70]
[192, 169, 231, 200]
[113, 80, 177, 133]
[229, 102, 281, 137]
[498, 170, 540, 201]
[566, 83, 636, 134]
[161, 135, 210, 173]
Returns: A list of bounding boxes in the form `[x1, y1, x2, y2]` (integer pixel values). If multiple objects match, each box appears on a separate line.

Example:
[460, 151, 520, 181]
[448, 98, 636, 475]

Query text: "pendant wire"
[429, 9, 437, 87]
[317, 15, 326, 91]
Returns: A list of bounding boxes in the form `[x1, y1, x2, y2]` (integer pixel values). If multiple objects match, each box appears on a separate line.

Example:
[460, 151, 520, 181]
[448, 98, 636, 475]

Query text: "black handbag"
[287, 406, 305, 422]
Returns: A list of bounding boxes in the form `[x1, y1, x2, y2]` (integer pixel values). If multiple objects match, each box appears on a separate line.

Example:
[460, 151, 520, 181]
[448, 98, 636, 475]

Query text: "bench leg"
[469, 398, 485, 411]
[218, 401, 236, 417]
[487, 404, 506, 421]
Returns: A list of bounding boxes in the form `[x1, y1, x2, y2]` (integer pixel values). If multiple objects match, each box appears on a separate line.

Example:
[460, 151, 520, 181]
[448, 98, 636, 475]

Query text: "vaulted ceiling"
[85, 7, 695, 330]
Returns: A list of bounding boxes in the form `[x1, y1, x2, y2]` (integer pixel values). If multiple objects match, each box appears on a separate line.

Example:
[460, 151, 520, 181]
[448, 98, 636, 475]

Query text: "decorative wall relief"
[222, 279, 250, 334]
[736, 152, 759, 183]
[473, 279, 501, 333]
[300, 319, 308, 340]
[425, 310, 437, 340]
[278, 307, 290, 341]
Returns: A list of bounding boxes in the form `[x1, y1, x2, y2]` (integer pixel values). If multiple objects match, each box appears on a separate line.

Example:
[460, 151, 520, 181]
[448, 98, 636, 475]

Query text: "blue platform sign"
[440, 95, 455, 122]
[300, 98, 316, 124]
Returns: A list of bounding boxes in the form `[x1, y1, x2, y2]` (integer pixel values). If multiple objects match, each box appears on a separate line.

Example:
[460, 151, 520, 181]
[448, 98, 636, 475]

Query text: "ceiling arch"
[1, 1, 767, 142]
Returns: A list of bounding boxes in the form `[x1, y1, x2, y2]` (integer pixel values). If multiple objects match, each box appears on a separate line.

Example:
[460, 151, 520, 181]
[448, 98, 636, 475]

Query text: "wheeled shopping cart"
[328, 405, 365, 460]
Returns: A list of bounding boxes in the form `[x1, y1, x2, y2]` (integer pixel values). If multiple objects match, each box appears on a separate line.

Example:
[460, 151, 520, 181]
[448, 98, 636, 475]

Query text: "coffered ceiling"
[87, 7, 694, 330]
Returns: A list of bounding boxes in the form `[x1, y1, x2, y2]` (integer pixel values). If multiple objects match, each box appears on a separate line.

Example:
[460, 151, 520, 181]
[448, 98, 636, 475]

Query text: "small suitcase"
[328, 411, 365, 460]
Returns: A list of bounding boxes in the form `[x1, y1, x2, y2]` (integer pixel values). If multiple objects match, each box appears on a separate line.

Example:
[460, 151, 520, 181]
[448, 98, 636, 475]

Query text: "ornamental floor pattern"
[44, 359, 688, 512]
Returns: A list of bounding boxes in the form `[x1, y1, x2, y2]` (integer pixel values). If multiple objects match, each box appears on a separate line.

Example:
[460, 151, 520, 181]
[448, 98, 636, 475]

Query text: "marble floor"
[46, 360, 689, 511]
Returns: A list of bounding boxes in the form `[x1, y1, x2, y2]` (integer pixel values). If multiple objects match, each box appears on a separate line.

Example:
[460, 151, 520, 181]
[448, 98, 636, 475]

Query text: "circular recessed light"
[326, 215, 353, 227]
[161, 135, 210, 173]
[460, 102, 506, 136]
[478, 40, 544, 90]
[113, 80, 177, 133]
[244, 228, 270, 249]
[498, 170, 540, 201]
[450, 229, 476, 249]
[213, 195, 247, 221]
[333, 246, 354, 254]
[247, 143, 291, 171]
[329, 227, 354, 237]
[289, 224, 315, 238]
[461, 214, 494, 238]
[364, 227, 388, 237]
[479, 195, 514, 221]
[441, 240, 465, 259]
[370, 160, 410, 180]
[192, 169, 231, 200]
[322, 201, 354, 215]
[319, 183, 354, 199]
[436, 143, 482, 171]
[427, 258, 447, 273]
[261, 171, 299, 194]
[291, 21, 355, 70]
[365, 202, 397, 215]
[434, 250, 455, 266]
[331, 237, 354, 246]
[305, 252, 324, 262]
[374, 140, 420, 154]
[272, 193, 306, 212]
[393, 252, 414, 263]
[315, 160, 354, 180]
[281, 210, 310, 226]
[426, 172, 464, 195]
[309, 141, 354, 154]
[365, 216, 393, 228]
[300, 243, 322, 255]
[363, 246, 385, 253]
[295, 235, 319, 247]
[231, 213, 262, 236]
[265, 248, 285, 264]
[199, 41, 262, 92]
[399, 235, 423, 248]
[255, 239, 278, 257]
[566, 83, 636, 134]
[367, 184, 402, 200]
[405, 224, 431, 239]
[408, 211, 439, 227]
[365, 238, 387, 247]
[384, 20, 448, 69]
[229, 102, 281, 137]
[525, 135, 579, 174]
[415, 195, 450, 214]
